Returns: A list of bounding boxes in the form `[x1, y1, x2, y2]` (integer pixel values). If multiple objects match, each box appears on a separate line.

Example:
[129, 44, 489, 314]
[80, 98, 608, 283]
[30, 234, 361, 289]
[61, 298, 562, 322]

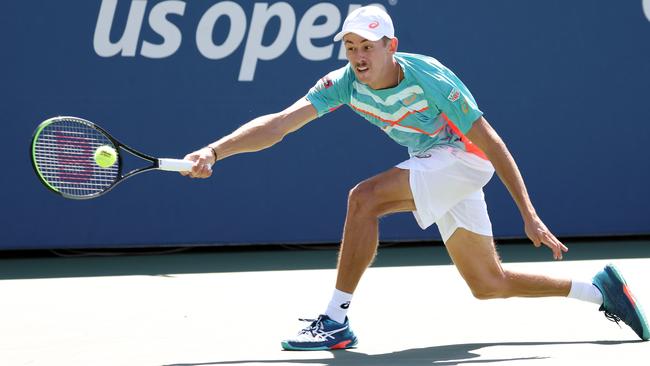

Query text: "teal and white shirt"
[306, 52, 487, 159]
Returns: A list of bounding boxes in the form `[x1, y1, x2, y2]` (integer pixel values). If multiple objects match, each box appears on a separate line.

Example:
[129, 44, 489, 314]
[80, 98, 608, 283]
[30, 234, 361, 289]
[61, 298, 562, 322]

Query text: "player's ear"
[389, 37, 399, 53]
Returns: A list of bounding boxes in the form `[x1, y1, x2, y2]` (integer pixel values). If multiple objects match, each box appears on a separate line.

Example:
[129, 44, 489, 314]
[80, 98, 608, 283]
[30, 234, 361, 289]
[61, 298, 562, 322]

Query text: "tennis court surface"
[1, 239, 649, 365]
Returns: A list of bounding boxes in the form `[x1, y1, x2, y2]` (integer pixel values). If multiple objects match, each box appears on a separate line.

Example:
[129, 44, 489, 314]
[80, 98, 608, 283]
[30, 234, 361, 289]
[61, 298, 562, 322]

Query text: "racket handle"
[158, 158, 195, 172]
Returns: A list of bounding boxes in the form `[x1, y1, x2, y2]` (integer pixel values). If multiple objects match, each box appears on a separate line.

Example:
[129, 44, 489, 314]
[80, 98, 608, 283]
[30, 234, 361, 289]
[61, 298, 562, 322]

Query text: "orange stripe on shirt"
[439, 113, 488, 160]
[350, 104, 447, 137]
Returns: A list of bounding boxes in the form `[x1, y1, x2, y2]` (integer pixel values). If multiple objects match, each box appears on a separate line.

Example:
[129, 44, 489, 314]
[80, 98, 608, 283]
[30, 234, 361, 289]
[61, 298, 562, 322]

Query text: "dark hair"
[382, 36, 391, 45]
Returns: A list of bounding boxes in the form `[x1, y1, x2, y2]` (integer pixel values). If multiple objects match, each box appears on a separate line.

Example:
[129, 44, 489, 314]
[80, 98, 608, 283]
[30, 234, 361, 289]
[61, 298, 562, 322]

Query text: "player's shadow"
[163, 340, 638, 366]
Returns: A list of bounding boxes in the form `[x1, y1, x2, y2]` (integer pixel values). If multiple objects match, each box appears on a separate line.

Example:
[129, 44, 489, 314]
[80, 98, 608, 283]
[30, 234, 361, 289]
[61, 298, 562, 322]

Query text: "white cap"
[333, 6, 395, 42]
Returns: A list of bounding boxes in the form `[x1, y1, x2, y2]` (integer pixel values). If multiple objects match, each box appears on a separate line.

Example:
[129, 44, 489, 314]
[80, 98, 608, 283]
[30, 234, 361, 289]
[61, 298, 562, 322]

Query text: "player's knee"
[347, 181, 381, 216]
[467, 276, 509, 300]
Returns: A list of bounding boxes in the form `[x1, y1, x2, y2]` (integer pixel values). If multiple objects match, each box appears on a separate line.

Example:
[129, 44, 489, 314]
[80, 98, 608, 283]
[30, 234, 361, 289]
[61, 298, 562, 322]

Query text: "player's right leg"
[593, 264, 649, 340]
[282, 167, 414, 351]
[445, 228, 649, 340]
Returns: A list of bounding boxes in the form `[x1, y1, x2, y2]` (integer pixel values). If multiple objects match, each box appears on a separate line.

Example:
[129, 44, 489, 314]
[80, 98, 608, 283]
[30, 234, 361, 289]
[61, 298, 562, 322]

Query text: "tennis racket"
[31, 116, 198, 200]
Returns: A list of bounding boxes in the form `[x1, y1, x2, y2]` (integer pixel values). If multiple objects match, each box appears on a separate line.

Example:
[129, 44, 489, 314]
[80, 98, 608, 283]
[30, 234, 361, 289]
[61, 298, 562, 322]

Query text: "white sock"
[568, 280, 603, 305]
[325, 289, 353, 324]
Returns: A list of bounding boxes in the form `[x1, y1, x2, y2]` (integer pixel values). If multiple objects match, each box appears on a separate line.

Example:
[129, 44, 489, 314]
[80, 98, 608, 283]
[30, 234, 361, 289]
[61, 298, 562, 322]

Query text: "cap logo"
[368, 21, 379, 29]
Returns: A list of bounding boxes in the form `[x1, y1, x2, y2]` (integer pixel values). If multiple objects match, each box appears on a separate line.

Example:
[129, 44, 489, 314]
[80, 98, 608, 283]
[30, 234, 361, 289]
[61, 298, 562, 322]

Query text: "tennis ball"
[94, 145, 117, 168]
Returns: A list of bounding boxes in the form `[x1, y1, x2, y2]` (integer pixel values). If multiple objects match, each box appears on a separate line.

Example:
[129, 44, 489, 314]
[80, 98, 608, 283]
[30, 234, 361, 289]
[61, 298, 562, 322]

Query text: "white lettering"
[644, 0, 650, 22]
[297, 3, 340, 61]
[141, 1, 186, 59]
[94, 0, 147, 57]
[196, 1, 247, 60]
[93, 1, 372, 80]
[240, 2, 296, 81]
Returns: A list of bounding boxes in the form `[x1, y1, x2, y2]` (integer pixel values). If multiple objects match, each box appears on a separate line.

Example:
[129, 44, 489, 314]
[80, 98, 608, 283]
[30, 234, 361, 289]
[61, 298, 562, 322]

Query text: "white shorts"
[396, 146, 495, 243]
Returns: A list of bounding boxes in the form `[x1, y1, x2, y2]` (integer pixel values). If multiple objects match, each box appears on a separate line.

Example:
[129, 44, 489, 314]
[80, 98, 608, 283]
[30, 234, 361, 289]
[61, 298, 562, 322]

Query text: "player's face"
[344, 33, 395, 89]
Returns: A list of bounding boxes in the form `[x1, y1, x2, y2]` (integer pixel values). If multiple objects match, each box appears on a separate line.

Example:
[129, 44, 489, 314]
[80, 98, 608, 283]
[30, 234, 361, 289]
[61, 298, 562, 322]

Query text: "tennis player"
[183, 6, 649, 349]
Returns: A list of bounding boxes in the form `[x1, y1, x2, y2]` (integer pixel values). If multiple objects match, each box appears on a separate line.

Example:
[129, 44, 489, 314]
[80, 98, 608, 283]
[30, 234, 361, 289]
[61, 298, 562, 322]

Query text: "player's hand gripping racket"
[30, 116, 199, 199]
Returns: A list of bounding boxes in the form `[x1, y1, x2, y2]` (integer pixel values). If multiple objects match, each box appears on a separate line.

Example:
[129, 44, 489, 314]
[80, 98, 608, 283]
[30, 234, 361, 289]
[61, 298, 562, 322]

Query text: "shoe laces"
[604, 311, 622, 329]
[298, 317, 326, 338]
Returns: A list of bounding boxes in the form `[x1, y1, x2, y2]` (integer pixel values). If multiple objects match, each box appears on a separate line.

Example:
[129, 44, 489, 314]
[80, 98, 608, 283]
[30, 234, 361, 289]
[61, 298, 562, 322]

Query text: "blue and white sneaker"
[281, 315, 358, 351]
[593, 264, 649, 340]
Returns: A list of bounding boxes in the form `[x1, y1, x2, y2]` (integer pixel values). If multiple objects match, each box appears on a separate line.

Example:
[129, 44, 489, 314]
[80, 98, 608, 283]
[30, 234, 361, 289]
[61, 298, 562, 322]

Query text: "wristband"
[206, 146, 218, 162]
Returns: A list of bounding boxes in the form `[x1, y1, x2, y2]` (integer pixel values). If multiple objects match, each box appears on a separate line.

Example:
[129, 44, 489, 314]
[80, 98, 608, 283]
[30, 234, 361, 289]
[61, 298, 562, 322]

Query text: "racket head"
[31, 116, 122, 199]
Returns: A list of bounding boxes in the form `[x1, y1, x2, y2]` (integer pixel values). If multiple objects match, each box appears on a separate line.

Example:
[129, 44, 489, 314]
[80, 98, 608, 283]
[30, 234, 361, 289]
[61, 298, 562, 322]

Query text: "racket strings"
[33, 118, 119, 197]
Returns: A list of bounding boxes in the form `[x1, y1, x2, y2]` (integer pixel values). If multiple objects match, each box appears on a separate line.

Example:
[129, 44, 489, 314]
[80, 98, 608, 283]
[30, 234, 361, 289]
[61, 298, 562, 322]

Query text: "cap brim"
[333, 29, 384, 42]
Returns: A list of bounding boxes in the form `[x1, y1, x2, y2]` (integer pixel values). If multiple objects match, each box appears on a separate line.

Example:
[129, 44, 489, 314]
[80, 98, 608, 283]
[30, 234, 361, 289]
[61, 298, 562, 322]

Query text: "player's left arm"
[466, 116, 568, 260]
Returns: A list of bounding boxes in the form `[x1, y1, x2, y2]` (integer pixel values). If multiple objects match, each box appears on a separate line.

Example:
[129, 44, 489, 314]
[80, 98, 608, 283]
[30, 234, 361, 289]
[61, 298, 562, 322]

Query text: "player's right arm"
[184, 66, 351, 178]
[182, 97, 318, 178]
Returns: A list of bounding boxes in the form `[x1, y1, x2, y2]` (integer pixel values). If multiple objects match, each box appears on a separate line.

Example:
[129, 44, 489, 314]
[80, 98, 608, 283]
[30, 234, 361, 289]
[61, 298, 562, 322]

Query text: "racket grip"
[158, 158, 196, 172]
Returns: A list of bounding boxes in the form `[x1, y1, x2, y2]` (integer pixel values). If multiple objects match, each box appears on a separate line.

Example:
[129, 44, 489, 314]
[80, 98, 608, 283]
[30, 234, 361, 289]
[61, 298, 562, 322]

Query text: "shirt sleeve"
[424, 64, 483, 134]
[305, 65, 352, 118]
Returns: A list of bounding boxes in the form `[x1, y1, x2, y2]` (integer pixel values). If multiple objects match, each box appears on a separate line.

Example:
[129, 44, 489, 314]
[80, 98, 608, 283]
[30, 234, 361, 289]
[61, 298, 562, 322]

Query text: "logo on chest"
[401, 93, 417, 105]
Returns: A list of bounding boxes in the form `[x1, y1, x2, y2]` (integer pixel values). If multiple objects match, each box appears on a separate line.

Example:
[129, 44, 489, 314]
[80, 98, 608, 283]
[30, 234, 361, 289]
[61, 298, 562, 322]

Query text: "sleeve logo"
[316, 75, 333, 91]
[447, 88, 460, 102]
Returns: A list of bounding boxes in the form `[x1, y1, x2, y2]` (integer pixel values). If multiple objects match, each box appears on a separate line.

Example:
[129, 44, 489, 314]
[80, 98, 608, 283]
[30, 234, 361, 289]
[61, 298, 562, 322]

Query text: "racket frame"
[31, 116, 177, 200]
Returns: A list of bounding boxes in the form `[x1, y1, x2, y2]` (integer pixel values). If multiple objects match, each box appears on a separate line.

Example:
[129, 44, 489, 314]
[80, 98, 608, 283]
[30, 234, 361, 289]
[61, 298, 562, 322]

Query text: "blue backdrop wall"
[2, 1, 650, 249]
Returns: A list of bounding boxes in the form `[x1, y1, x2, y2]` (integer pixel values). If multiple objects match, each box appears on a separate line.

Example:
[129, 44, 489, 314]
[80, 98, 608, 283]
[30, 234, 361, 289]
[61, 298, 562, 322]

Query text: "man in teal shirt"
[183, 6, 648, 350]
[307, 51, 483, 158]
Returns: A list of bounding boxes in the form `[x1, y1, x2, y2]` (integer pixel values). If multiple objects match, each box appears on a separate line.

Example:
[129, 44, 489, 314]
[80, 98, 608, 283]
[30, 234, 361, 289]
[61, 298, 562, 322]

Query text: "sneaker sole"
[605, 264, 650, 340]
[281, 338, 358, 351]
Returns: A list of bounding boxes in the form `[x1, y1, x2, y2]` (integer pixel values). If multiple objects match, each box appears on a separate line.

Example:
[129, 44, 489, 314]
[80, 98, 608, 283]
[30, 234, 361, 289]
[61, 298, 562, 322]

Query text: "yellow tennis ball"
[94, 145, 117, 168]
